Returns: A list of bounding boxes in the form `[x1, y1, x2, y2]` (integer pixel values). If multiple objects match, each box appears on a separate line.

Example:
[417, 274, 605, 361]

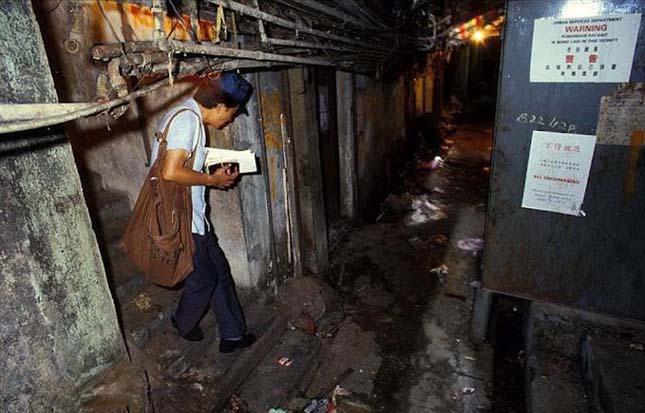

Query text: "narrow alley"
[2, 1, 645, 412]
[82, 117, 497, 412]
[328, 120, 493, 411]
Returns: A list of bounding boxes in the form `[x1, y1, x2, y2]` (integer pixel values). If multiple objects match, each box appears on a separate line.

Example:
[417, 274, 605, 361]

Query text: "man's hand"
[207, 164, 239, 189]
[162, 149, 239, 189]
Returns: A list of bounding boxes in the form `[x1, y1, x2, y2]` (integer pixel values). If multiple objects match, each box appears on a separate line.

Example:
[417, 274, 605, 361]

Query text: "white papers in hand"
[204, 147, 257, 174]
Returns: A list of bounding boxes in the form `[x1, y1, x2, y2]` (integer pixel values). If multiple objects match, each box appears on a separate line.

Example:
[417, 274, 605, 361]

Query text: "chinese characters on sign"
[522, 131, 597, 216]
[530, 13, 641, 83]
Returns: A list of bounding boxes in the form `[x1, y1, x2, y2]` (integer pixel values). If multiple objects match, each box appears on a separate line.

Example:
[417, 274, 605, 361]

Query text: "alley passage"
[322, 121, 494, 411]
[82, 120, 497, 413]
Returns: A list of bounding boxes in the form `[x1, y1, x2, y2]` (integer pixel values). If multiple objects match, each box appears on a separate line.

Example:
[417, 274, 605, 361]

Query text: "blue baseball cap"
[219, 72, 253, 115]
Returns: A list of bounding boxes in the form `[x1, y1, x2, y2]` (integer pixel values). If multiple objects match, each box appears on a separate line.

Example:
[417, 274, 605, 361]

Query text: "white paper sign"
[522, 131, 597, 216]
[530, 13, 641, 83]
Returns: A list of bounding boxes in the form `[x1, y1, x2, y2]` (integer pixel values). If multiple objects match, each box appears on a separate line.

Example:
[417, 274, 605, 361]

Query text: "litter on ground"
[456, 237, 485, 254]
[278, 357, 293, 367]
[409, 195, 447, 225]
[462, 387, 476, 395]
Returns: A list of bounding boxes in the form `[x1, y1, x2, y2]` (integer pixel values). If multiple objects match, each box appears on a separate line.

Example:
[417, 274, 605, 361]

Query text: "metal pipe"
[0, 103, 98, 122]
[331, 0, 391, 30]
[266, 37, 386, 57]
[274, 0, 377, 30]
[159, 39, 335, 66]
[97, 40, 336, 67]
[0, 57, 215, 135]
[205, 0, 382, 51]
[0, 80, 168, 135]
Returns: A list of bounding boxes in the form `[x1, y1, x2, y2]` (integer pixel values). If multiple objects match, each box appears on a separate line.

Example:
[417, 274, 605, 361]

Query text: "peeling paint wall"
[0, 1, 126, 410]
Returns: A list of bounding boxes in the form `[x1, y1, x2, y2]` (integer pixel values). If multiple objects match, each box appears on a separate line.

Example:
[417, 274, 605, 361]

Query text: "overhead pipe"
[157, 39, 336, 66]
[331, 0, 392, 30]
[204, 0, 383, 51]
[93, 40, 336, 66]
[0, 80, 169, 135]
[0, 60, 212, 135]
[266, 37, 387, 57]
[274, 0, 379, 31]
[0, 103, 98, 122]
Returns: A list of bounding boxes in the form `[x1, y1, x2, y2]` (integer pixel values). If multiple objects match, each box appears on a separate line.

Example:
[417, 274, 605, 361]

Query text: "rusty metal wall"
[483, 0, 645, 320]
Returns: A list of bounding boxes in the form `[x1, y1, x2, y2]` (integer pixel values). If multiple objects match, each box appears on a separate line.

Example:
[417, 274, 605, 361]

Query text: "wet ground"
[318, 120, 495, 411]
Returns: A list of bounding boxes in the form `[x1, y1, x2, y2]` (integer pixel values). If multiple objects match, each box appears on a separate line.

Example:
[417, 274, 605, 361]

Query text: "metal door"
[484, 0, 645, 320]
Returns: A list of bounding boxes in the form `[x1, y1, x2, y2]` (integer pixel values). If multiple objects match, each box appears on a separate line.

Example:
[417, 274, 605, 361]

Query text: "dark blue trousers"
[173, 231, 246, 339]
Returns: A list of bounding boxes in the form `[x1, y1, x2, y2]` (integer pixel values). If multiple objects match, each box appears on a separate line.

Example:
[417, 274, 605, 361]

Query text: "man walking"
[150, 72, 256, 353]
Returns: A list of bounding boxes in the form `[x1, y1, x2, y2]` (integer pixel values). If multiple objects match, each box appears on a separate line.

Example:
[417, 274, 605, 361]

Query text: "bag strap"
[151, 107, 201, 205]
[155, 108, 201, 158]
[153, 107, 201, 176]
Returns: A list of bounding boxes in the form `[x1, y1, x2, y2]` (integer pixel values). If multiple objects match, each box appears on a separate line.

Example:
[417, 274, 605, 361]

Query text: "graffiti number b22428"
[516, 112, 577, 133]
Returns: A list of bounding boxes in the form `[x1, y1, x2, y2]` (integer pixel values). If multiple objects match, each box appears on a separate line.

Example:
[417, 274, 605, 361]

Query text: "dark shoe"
[171, 315, 204, 342]
[219, 333, 257, 353]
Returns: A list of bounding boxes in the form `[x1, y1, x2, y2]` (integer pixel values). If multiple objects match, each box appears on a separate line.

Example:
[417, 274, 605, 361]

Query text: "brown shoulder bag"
[121, 108, 199, 287]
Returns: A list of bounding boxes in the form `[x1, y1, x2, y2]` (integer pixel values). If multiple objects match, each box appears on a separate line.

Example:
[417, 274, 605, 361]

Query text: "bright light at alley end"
[472, 30, 485, 43]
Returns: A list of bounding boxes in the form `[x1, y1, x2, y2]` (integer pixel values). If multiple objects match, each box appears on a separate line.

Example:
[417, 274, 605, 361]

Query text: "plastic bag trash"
[417, 156, 444, 171]
[430, 264, 448, 285]
[277, 357, 293, 367]
[630, 343, 644, 351]
[304, 398, 330, 413]
[408, 195, 447, 225]
[332, 385, 351, 404]
[456, 238, 485, 254]
[430, 264, 449, 275]
[269, 409, 288, 413]
[461, 387, 476, 395]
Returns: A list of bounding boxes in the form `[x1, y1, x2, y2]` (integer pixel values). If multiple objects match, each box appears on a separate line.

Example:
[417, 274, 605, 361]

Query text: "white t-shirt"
[150, 98, 208, 235]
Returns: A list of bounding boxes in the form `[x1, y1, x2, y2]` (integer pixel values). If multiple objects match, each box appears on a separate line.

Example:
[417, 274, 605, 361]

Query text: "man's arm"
[162, 148, 238, 189]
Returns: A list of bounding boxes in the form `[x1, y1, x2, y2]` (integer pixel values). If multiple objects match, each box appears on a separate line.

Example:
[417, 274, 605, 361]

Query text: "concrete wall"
[0, 2, 127, 410]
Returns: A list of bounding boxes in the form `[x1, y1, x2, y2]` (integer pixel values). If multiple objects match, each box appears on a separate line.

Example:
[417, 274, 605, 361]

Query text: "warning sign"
[530, 13, 641, 83]
[522, 131, 597, 216]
